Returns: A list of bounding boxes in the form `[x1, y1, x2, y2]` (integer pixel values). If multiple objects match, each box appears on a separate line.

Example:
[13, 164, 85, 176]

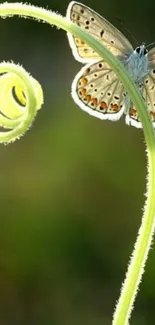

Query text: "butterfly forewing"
[67, 1, 133, 63]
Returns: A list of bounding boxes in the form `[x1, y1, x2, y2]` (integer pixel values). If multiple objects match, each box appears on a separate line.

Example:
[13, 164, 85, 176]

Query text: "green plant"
[0, 2, 155, 324]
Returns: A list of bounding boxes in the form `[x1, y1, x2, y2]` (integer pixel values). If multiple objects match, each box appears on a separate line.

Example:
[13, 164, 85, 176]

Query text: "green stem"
[113, 147, 155, 325]
[0, 2, 155, 324]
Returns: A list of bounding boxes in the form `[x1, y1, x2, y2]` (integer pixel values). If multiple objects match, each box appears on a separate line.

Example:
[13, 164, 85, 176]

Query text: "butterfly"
[66, 1, 155, 128]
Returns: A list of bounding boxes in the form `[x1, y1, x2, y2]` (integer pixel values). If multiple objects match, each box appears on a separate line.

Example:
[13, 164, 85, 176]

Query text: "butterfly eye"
[135, 47, 141, 54]
[143, 48, 148, 55]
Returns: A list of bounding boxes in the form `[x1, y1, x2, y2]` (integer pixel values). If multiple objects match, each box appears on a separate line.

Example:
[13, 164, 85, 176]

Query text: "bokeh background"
[0, 0, 154, 324]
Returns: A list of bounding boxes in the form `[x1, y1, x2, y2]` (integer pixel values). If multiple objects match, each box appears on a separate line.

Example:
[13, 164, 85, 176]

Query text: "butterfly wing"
[147, 46, 155, 65]
[72, 60, 127, 120]
[67, 1, 133, 63]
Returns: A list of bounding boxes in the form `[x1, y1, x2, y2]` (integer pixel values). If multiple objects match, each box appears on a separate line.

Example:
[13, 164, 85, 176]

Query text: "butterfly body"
[67, 2, 155, 128]
[125, 45, 148, 82]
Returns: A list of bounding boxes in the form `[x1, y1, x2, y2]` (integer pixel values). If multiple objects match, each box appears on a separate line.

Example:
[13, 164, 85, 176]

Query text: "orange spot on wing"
[79, 88, 91, 102]
[79, 77, 88, 86]
[150, 111, 155, 119]
[90, 98, 98, 107]
[81, 88, 87, 96]
[99, 101, 108, 110]
[130, 108, 137, 117]
[85, 94, 91, 102]
[111, 103, 119, 112]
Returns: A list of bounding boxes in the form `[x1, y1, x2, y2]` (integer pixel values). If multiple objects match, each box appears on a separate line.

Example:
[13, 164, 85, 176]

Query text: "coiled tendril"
[0, 62, 43, 143]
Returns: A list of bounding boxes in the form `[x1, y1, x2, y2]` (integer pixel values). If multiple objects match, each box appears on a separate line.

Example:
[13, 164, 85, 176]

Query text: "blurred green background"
[0, 0, 154, 324]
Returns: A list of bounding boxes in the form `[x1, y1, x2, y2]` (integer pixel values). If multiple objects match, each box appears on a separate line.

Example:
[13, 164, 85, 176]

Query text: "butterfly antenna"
[116, 17, 139, 46]
[146, 41, 155, 49]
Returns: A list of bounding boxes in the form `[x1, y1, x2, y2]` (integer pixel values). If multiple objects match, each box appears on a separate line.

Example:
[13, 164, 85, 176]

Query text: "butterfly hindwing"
[72, 60, 126, 120]
[143, 70, 155, 125]
[126, 68, 155, 128]
[67, 1, 133, 63]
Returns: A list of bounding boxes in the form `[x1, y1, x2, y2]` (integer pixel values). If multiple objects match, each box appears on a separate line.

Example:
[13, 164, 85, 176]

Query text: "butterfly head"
[135, 44, 148, 57]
